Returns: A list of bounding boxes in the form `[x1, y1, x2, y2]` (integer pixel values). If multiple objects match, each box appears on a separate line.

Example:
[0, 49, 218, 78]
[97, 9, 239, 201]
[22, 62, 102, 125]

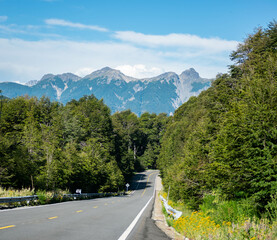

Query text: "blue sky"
[0, 0, 276, 83]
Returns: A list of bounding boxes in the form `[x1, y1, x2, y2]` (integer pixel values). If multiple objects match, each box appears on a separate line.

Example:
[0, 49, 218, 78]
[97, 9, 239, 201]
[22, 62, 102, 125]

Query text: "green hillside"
[158, 21, 277, 215]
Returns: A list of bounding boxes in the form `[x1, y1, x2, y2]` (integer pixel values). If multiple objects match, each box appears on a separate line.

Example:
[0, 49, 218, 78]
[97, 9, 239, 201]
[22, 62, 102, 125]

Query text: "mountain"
[84, 67, 136, 83]
[25, 80, 38, 87]
[0, 67, 211, 115]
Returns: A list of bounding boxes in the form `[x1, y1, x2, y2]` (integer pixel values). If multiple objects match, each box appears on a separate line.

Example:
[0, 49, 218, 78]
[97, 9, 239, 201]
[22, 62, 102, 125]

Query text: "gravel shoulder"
[152, 175, 185, 240]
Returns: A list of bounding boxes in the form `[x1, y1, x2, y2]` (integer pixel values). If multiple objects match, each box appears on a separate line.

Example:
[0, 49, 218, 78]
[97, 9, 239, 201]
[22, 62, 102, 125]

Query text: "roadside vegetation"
[162, 192, 277, 239]
[0, 186, 34, 197]
[158, 21, 277, 239]
[0, 187, 70, 206]
[0, 94, 169, 195]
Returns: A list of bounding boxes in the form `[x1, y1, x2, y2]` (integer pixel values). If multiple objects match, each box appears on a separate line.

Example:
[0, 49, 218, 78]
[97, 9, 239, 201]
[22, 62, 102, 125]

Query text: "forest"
[0, 94, 169, 193]
[158, 21, 277, 217]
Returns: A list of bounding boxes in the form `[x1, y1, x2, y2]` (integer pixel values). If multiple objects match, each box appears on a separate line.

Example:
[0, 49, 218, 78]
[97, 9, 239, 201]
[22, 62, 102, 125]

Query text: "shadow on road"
[129, 172, 152, 191]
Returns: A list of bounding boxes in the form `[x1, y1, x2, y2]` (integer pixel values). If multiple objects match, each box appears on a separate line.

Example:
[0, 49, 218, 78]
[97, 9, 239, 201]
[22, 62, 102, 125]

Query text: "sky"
[0, 0, 276, 83]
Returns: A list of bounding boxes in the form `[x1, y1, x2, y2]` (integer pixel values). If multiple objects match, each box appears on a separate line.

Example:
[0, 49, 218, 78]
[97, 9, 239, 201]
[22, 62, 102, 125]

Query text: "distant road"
[0, 170, 169, 240]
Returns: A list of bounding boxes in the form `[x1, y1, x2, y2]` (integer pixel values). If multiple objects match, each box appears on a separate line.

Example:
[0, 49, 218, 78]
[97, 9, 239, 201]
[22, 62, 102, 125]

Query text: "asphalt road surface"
[0, 170, 170, 240]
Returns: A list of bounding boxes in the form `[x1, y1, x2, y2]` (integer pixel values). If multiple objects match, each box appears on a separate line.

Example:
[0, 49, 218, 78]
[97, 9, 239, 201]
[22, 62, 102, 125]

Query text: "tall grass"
[0, 187, 70, 206]
[0, 187, 34, 197]
[199, 193, 258, 224]
[161, 192, 277, 240]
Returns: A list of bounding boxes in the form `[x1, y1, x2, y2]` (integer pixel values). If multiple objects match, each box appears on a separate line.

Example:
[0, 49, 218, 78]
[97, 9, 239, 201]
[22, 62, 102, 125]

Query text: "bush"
[266, 194, 277, 221]
[199, 193, 258, 224]
[36, 190, 52, 205]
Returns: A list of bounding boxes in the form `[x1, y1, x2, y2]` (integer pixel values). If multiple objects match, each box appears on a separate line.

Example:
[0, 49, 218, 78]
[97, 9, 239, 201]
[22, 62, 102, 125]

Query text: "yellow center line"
[141, 172, 155, 197]
[48, 216, 58, 220]
[93, 206, 98, 208]
[105, 203, 108, 205]
[0, 225, 15, 230]
[76, 210, 83, 213]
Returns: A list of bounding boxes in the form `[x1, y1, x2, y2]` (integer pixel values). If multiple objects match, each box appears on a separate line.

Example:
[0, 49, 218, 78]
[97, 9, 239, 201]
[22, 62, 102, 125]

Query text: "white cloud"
[115, 64, 164, 78]
[0, 38, 165, 82]
[0, 33, 235, 83]
[0, 16, 8, 22]
[45, 19, 108, 32]
[0, 25, 26, 34]
[0, 19, 240, 83]
[114, 31, 239, 52]
[0, 24, 62, 39]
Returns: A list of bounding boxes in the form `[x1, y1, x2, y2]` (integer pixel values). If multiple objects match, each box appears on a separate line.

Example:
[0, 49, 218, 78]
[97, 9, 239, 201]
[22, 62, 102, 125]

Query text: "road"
[0, 170, 169, 240]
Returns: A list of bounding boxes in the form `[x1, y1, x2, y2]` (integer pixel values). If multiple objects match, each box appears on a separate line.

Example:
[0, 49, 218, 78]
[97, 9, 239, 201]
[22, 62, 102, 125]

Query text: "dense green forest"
[0, 94, 169, 193]
[158, 21, 277, 215]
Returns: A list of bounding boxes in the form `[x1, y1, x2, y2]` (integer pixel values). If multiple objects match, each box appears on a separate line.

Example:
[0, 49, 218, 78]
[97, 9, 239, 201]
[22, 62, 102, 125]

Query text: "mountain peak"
[142, 71, 179, 83]
[101, 66, 113, 72]
[41, 74, 55, 81]
[159, 71, 178, 78]
[40, 73, 81, 82]
[25, 80, 39, 87]
[0, 66, 211, 115]
[84, 67, 137, 83]
[58, 73, 81, 82]
[180, 68, 200, 80]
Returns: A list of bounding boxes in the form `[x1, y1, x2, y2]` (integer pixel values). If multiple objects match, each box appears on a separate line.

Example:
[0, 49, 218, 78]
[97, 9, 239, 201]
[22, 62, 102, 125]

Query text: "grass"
[160, 191, 277, 240]
[0, 187, 70, 206]
[0, 187, 34, 197]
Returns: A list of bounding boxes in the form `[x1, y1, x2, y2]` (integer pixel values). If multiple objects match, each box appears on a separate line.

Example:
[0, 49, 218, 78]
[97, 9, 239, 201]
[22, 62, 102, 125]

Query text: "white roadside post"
[126, 183, 130, 192]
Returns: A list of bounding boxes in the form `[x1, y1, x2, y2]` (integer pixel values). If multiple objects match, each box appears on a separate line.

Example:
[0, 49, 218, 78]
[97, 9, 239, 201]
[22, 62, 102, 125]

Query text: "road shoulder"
[152, 175, 185, 240]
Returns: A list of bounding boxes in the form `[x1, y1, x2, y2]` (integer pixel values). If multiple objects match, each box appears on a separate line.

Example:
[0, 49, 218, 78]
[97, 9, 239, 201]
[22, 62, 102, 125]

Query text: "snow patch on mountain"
[171, 97, 181, 109]
[114, 80, 123, 86]
[51, 82, 68, 100]
[173, 79, 192, 106]
[170, 68, 211, 109]
[25, 80, 38, 86]
[128, 96, 135, 101]
[133, 84, 143, 93]
[115, 93, 124, 101]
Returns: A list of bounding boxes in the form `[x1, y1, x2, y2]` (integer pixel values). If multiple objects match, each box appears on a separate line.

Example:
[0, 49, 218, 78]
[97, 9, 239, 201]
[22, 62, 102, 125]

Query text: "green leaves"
[0, 95, 125, 192]
[158, 21, 277, 214]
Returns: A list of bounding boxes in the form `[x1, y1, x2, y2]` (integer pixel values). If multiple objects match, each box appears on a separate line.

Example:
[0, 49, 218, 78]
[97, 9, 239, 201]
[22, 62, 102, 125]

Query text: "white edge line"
[0, 197, 100, 212]
[117, 173, 157, 240]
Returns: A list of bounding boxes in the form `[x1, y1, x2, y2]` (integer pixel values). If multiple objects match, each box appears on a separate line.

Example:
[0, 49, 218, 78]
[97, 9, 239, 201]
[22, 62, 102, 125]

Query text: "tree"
[157, 21, 277, 212]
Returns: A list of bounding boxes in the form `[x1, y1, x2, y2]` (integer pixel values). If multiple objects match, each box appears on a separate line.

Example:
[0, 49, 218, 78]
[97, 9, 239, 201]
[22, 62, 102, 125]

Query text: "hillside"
[0, 68, 211, 115]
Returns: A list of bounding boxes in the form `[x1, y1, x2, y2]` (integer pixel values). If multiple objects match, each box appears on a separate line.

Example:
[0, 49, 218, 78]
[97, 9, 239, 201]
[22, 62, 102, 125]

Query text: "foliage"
[0, 187, 34, 197]
[111, 110, 169, 180]
[172, 211, 277, 240]
[0, 93, 168, 193]
[158, 21, 277, 214]
[162, 192, 277, 240]
[0, 95, 124, 192]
